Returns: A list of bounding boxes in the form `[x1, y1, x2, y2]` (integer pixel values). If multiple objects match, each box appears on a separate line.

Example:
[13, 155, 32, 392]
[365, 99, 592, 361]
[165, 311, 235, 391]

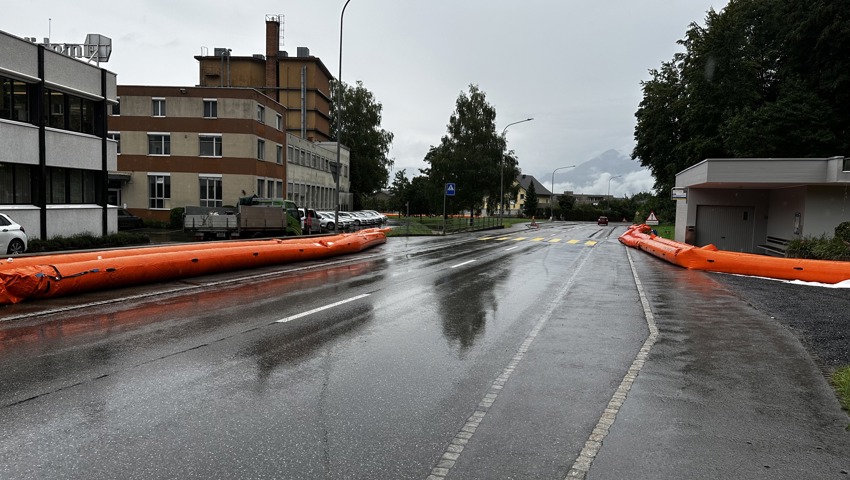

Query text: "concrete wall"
[803, 186, 850, 238]
[45, 205, 105, 238]
[766, 187, 806, 241]
[0, 121, 39, 165]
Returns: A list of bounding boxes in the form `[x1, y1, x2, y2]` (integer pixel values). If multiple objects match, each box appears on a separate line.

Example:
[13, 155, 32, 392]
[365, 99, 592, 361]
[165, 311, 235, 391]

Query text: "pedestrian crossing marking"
[477, 235, 599, 247]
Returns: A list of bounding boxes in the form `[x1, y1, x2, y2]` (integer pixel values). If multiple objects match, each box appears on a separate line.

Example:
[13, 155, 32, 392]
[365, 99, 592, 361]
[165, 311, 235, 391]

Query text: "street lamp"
[550, 165, 576, 220]
[334, 0, 354, 232]
[607, 175, 621, 198]
[499, 117, 534, 222]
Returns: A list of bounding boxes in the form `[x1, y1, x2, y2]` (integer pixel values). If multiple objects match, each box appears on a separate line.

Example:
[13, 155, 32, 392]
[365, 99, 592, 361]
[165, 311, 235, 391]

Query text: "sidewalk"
[588, 251, 850, 479]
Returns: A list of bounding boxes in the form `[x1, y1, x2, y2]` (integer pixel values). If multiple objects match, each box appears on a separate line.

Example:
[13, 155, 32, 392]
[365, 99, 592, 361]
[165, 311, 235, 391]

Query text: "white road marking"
[505, 246, 519, 251]
[450, 260, 475, 269]
[427, 249, 594, 480]
[275, 293, 370, 324]
[563, 248, 659, 480]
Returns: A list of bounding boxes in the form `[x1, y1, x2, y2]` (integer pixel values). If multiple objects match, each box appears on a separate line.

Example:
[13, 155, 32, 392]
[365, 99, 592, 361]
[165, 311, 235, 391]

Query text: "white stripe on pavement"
[275, 294, 371, 324]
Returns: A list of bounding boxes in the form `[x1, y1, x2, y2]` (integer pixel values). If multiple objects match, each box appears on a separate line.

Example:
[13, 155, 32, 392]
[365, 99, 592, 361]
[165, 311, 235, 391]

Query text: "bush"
[170, 207, 185, 229]
[28, 232, 151, 253]
[787, 234, 850, 261]
[835, 221, 850, 245]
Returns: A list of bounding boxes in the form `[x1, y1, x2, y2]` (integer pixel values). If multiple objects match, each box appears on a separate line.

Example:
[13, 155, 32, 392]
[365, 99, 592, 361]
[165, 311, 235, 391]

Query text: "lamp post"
[607, 174, 621, 197]
[550, 165, 576, 220]
[334, 0, 354, 232]
[499, 117, 533, 222]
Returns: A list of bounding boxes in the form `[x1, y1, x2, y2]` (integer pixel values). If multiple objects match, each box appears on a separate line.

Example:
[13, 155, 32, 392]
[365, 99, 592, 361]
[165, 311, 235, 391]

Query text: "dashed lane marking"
[495, 236, 511, 241]
[512, 237, 527, 241]
[450, 260, 476, 269]
[548, 238, 562, 243]
[566, 239, 580, 244]
[275, 294, 370, 324]
[426, 248, 595, 480]
[531, 237, 545, 242]
[563, 248, 659, 480]
[585, 241, 598, 246]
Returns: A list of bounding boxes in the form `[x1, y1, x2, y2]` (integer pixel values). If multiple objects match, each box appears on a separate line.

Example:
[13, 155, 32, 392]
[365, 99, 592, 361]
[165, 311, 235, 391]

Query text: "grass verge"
[832, 366, 850, 417]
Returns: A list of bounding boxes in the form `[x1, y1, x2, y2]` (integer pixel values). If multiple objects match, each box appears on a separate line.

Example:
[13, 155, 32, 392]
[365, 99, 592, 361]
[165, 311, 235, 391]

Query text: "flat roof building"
[0, 29, 118, 240]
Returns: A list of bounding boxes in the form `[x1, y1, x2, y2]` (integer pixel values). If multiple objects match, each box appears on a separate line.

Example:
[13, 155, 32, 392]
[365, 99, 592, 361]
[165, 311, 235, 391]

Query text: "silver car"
[0, 213, 28, 254]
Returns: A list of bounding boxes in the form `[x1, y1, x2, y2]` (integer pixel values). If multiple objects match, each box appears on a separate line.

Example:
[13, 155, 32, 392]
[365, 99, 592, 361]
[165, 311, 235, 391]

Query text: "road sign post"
[443, 183, 455, 235]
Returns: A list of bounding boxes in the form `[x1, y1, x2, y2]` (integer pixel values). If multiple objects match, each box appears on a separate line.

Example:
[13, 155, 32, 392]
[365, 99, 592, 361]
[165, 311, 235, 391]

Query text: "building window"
[107, 132, 120, 154]
[288, 145, 295, 163]
[199, 134, 222, 157]
[152, 98, 166, 117]
[256, 104, 265, 123]
[299, 149, 305, 165]
[844, 158, 850, 172]
[199, 176, 222, 207]
[257, 139, 265, 160]
[203, 99, 217, 118]
[45, 167, 97, 204]
[276, 145, 283, 165]
[148, 174, 171, 209]
[148, 134, 171, 155]
[0, 76, 30, 123]
[111, 97, 120, 116]
[276, 180, 283, 198]
[0, 162, 33, 204]
[44, 90, 65, 128]
[257, 178, 265, 196]
[275, 113, 283, 130]
[267, 180, 275, 198]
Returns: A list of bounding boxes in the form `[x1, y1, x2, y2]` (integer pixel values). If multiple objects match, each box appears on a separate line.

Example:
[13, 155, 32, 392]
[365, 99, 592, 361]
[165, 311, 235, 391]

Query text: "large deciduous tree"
[633, 0, 850, 196]
[425, 84, 506, 216]
[330, 80, 394, 209]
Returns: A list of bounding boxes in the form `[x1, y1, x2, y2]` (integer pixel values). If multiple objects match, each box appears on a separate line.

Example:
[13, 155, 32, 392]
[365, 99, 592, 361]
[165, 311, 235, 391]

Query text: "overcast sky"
[7, 0, 728, 197]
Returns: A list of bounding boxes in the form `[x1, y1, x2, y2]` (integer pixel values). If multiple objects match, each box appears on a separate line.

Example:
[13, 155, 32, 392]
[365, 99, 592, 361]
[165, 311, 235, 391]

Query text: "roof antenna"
[48, 18, 51, 43]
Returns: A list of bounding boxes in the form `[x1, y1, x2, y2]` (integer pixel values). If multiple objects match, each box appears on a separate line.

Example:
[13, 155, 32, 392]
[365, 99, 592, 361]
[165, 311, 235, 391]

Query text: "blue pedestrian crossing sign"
[445, 183, 456, 196]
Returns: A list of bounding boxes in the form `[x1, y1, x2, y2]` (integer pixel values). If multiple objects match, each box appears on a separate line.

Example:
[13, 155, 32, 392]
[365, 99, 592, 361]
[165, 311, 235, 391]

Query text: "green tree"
[425, 84, 506, 216]
[523, 181, 538, 217]
[330, 80, 394, 209]
[633, 0, 850, 195]
[388, 169, 411, 214]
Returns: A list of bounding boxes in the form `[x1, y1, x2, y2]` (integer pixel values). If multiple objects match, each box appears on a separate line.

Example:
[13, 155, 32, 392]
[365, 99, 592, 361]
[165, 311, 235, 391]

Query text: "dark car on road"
[597, 216, 609, 226]
[117, 209, 145, 230]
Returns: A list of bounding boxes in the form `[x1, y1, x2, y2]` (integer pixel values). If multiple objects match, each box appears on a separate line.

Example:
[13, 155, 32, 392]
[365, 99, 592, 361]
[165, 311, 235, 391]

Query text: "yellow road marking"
[479, 236, 495, 240]
[585, 241, 598, 246]
[566, 239, 580, 244]
[531, 237, 545, 242]
[512, 237, 526, 241]
[495, 236, 511, 241]
[549, 238, 562, 243]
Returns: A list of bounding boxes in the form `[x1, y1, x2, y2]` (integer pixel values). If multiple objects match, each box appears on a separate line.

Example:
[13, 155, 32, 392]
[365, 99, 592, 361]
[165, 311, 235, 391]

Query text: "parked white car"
[0, 213, 28, 255]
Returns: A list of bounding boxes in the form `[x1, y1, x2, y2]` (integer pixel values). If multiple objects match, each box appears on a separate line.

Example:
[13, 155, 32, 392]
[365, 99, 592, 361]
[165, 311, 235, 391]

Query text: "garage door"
[695, 205, 755, 252]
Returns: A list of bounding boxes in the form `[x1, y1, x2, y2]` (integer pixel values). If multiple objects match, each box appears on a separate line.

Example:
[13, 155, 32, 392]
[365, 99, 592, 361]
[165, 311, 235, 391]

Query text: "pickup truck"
[184, 197, 302, 240]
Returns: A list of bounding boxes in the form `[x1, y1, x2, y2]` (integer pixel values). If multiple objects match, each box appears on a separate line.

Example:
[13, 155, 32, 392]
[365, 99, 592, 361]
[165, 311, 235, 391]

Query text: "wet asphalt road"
[0, 223, 848, 479]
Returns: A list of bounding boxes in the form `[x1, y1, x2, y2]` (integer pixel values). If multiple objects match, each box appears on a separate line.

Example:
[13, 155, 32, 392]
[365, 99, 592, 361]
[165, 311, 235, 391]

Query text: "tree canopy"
[424, 84, 507, 215]
[330, 80, 394, 209]
[633, 0, 850, 195]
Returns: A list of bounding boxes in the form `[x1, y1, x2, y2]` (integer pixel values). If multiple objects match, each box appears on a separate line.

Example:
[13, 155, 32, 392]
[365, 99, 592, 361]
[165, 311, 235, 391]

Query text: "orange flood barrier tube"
[619, 224, 850, 284]
[0, 228, 389, 305]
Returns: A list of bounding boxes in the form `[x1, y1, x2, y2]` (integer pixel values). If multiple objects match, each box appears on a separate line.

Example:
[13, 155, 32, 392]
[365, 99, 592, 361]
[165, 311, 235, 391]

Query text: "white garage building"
[674, 156, 850, 255]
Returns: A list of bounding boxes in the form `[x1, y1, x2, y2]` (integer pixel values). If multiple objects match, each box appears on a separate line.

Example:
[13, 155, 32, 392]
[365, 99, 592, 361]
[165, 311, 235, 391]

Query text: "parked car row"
[315, 210, 387, 232]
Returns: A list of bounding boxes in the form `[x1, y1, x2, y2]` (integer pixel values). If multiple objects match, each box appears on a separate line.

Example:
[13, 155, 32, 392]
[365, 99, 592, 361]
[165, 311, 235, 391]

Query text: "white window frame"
[199, 133, 222, 157]
[152, 97, 166, 117]
[148, 173, 171, 210]
[257, 139, 265, 160]
[275, 113, 283, 130]
[107, 131, 120, 154]
[276, 144, 283, 165]
[256, 104, 265, 123]
[199, 174, 223, 207]
[203, 98, 218, 119]
[147, 132, 171, 156]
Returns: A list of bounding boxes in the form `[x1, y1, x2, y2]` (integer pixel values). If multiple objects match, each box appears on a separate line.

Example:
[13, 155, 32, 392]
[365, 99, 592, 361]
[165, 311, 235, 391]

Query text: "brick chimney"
[265, 19, 279, 92]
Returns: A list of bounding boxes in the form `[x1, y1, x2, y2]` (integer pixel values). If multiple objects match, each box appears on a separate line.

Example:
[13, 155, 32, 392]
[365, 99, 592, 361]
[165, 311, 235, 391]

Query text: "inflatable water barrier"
[619, 224, 850, 284]
[0, 228, 389, 305]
